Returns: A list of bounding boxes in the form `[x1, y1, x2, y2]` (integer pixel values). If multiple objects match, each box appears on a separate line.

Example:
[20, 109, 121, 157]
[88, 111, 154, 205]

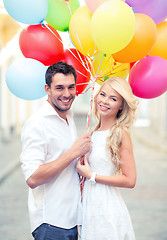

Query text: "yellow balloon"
[92, 51, 130, 84]
[149, 21, 167, 60]
[69, 6, 97, 56]
[91, 0, 136, 54]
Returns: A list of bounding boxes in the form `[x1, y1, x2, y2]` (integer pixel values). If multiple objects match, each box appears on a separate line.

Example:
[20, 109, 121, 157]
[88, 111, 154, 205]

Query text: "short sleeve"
[20, 117, 47, 181]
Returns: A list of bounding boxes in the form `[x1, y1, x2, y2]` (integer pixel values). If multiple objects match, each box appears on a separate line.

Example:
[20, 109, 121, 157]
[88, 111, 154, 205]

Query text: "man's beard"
[51, 99, 72, 112]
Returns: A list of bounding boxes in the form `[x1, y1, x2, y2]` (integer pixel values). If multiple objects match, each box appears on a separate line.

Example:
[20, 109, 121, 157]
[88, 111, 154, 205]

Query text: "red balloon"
[19, 24, 64, 66]
[130, 61, 136, 69]
[62, 48, 91, 95]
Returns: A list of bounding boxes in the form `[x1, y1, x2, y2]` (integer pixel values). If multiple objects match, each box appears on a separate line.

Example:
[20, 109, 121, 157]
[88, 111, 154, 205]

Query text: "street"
[0, 128, 167, 240]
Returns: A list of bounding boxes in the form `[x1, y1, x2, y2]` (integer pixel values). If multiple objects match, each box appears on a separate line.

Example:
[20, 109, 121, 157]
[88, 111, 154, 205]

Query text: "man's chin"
[56, 104, 71, 112]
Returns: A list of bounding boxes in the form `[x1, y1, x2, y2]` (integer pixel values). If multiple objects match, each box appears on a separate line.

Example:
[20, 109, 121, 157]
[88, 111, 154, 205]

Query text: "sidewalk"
[132, 126, 167, 153]
[0, 135, 21, 184]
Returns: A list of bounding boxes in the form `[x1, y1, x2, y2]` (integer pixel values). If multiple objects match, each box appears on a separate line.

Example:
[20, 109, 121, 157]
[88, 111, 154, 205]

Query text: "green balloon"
[46, 0, 80, 32]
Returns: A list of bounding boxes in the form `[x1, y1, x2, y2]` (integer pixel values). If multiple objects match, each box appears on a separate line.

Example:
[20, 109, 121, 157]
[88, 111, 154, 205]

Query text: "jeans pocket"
[32, 223, 49, 240]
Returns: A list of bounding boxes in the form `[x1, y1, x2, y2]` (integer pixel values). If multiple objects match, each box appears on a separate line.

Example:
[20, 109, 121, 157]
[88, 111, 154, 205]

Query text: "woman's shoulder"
[121, 127, 132, 147]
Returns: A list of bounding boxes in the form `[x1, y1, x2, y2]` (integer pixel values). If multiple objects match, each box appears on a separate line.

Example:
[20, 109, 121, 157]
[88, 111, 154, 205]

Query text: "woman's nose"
[101, 97, 109, 104]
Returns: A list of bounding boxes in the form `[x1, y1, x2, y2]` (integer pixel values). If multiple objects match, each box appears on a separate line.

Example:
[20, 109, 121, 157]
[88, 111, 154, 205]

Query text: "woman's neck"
[98, 117, 117, 131]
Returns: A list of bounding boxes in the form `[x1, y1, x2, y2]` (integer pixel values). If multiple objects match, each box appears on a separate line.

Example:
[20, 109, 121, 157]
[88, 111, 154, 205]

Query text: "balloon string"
[71, 25, 92, 74]
[97, 54, 114, 77]
[76, 69, 91, 79]
[41, 20, 91, 74]
[76, 82, 90, 86]
[90, 47, 99, 78]
[86, 78, 96, 131]
[94, 54, 105, 78]
[66, 1, 72, 15]
[41, 20, 64, 45]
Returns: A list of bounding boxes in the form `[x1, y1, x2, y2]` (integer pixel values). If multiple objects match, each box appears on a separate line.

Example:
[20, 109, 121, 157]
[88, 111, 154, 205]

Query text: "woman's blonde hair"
[93, 76, 138, 171]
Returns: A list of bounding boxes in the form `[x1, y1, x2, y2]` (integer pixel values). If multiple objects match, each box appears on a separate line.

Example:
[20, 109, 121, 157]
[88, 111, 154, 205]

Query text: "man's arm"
[27, 132, 92, 189]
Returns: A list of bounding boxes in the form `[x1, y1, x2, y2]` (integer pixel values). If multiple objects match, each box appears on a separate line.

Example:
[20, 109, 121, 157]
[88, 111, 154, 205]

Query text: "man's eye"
[100, 93, 105, 96]
[56, 87, 63, 90]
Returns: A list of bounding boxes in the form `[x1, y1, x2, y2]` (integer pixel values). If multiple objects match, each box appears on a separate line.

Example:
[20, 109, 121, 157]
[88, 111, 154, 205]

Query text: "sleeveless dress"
[81, 130, 136, 240]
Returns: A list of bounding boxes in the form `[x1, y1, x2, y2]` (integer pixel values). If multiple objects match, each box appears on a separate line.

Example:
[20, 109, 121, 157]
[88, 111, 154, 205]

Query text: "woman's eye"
[100, 92, 105, 96]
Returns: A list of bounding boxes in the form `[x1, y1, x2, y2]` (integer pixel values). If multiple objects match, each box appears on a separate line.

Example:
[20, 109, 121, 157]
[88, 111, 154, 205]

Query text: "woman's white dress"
[81, 130, 136, 240]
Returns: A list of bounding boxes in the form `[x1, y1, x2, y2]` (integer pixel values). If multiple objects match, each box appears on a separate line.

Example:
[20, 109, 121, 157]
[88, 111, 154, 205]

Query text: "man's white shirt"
[20, 101, 82, 232]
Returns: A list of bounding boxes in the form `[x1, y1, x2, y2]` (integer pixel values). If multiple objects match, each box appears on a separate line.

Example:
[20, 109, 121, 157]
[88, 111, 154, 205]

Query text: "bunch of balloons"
[3, 0, 167, 100]
[4, 0, 90, 99]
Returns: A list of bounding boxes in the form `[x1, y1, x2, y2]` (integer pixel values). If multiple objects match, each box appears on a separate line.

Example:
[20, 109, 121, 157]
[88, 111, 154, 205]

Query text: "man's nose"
[63, 88, 71, 98]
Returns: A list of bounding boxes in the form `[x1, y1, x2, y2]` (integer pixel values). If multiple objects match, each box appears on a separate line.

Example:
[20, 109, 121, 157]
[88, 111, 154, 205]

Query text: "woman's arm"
[76, 129, 136, 189]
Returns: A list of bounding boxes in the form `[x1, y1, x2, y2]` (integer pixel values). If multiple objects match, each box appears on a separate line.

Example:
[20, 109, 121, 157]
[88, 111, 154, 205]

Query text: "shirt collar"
[41, 101, 73, 120]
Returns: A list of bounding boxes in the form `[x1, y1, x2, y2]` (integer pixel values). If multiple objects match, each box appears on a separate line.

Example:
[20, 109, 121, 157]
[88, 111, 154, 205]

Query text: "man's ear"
[45, 84, 50, 94]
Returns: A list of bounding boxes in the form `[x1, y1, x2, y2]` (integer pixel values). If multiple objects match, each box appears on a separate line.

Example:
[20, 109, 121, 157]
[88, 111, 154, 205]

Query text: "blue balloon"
[3, 0, 48, 25]
[6, 58, 47, 100]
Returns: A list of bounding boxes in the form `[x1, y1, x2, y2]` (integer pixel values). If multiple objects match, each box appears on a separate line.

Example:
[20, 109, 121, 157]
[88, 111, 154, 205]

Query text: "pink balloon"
[129, 56, 167, 99]
[133, 0, 167, 24]
[84, 0, 107, 13]
[85, 0, 126, 13]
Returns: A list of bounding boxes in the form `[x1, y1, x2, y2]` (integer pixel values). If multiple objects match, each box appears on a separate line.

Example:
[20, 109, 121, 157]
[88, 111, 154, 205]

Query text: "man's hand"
[71, 132, 92, 159]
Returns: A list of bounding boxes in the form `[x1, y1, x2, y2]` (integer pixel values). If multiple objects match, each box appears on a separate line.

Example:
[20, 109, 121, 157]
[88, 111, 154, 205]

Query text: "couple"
[20, 61, 138, 240]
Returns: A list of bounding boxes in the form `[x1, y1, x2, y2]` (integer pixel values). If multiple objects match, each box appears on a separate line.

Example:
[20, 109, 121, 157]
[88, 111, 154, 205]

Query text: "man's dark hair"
[45, 61, 77, 87]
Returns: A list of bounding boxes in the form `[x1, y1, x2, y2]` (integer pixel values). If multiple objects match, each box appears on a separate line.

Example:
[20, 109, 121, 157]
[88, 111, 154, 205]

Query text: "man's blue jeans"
[32, 223, 78, 240]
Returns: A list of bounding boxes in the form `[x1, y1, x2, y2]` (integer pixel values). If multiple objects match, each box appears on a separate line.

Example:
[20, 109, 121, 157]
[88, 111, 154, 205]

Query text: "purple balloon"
[133, 0, 167, 24]
[125, 0, 149, 7]
[129, 56, 167, 99]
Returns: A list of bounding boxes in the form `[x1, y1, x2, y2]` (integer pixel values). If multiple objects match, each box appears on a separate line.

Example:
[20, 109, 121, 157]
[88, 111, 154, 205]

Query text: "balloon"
[125, 0, 149, 7]
[0, 14, 21, 47]
[90, 0, 136, 55]
[149, 21, 167, 60]
[46, 0, 80, 32]
[133, 0, 167, 25]
[129, 56, 167, 99]
[85, 0, 107, 14]
[130, 62, 137, 69]
[69, 6, 96, 56]
[85, 0, 126, 13]
[113, 13, 157, 63]
[3, 0, 48, 25]
[19, 24, 64, 66]
[6, 58, 47, 100]
[92, 52, 130, 82]
[62, 48, 91, 95]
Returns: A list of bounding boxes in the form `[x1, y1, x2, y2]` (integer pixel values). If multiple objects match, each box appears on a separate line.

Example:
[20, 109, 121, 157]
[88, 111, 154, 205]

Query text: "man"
[20, 61, 92, 240]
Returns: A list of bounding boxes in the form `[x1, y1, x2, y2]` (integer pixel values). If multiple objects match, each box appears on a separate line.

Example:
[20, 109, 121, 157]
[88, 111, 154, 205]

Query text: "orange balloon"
[149, 21, 167, 60]
[113, 13, 157, 63]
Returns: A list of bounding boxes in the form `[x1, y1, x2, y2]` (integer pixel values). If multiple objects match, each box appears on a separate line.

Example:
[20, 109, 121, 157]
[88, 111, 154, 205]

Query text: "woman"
[76, 77, 138, 240]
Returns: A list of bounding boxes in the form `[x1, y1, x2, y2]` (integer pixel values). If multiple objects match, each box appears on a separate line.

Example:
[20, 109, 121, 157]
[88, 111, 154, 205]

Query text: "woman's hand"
[76, 156, 92, 180]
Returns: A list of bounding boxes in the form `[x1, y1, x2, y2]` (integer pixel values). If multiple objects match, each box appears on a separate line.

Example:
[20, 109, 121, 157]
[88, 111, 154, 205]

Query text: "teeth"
[62, 99, 70, 103]
[100, 105, 109, 110]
